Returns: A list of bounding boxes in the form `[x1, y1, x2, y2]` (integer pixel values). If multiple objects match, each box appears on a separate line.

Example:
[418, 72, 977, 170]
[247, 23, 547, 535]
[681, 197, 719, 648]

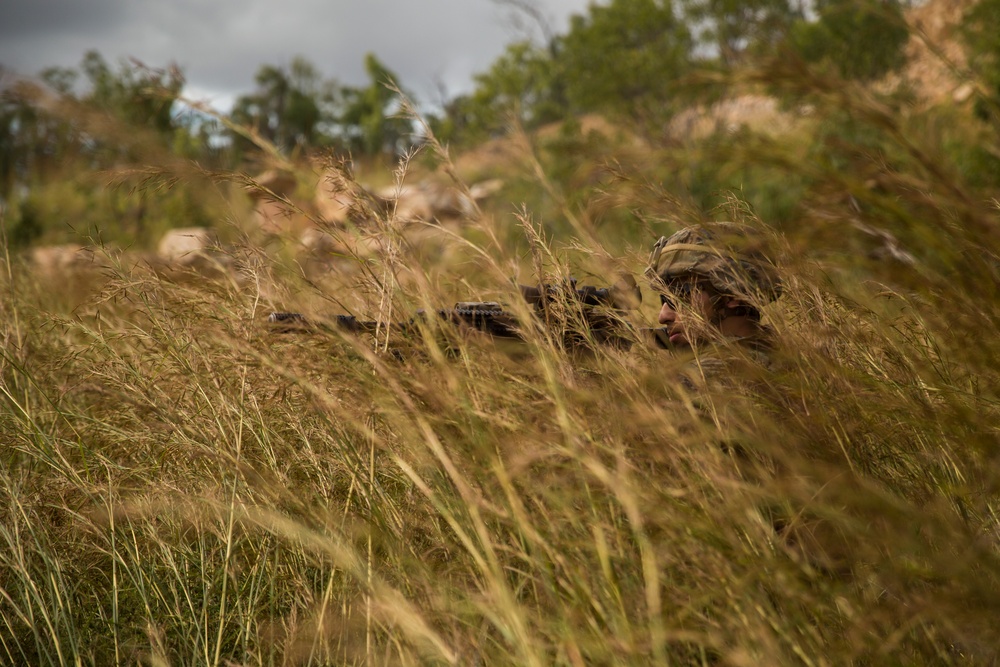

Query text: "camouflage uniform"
[645, 223, 785, 457]
[649, 226, 850, 571]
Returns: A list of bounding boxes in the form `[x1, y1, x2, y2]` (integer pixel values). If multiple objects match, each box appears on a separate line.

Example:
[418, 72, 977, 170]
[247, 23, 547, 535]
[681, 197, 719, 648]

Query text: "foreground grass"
[3, 81, 1000, 666]
[3, 221, 999, 665]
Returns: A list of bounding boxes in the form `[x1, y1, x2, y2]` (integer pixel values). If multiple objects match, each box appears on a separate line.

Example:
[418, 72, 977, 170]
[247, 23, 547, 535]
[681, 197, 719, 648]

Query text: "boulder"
[245, 169, 307, 234]
[157, 227, 219, 267]
[252, 199, 297, 235]
[376, 183, 434, 222]
[29, 244, 100, 275]
[668, 94, 798, 140]
[468, 178, 504, 202]
[316, 171, 505, 227]
[375, 179, 504, 224]
[315, 184, 359, 225]
[247, 169, 297, 200]
[315, 168, 374, 225]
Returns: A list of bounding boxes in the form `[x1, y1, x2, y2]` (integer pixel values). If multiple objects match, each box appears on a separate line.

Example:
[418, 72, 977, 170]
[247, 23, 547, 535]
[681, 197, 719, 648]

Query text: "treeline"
[1, 0, 1000, 249]
[0, 49, 415, 247]
[431, 0, 915, 144]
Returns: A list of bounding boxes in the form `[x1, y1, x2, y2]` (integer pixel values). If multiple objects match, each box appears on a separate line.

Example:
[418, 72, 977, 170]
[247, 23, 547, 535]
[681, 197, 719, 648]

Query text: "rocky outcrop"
[375, 178, 504, 222]
[901, 0, 975, 104]
[315, 173, 504, 227]
[668, 94, 801, 140]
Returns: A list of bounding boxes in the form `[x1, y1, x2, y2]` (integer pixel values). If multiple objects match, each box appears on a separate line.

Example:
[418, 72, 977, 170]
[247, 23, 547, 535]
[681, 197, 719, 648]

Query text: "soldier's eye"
[659, 293, 676, 309]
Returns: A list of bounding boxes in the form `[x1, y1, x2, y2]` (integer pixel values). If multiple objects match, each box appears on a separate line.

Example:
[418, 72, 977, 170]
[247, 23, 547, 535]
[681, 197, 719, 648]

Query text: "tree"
[0, 52, 228, 249]
[39, 66, 78, 95]
[338, 53, 414, 156]
[0, 71, 43, 196]
[683, 0, 803, 66]
[1, 52, 185, 197]
[557, 0, 692, 120]
[432, 0, 694, 142]
[790, 0, 910, 81]
[80, 50, 184, 136]
[440, 41, 560, 143]
[230, 56, 337, 154]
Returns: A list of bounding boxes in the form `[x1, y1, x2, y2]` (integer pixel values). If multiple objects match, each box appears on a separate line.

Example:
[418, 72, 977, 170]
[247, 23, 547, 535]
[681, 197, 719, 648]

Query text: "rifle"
[267, 277, 672, 350]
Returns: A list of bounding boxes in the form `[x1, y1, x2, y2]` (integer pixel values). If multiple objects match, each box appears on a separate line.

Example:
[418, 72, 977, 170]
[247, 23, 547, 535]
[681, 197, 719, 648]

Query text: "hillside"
[900, 0, 975, 102]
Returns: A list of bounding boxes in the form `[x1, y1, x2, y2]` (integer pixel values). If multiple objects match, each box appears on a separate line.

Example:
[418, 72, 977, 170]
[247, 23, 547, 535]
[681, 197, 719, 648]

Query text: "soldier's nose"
[658, 303, 677, 325]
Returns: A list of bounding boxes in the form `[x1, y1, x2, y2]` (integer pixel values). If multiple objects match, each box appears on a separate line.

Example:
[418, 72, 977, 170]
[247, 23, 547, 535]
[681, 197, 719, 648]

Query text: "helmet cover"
[647, 223, 781, 304]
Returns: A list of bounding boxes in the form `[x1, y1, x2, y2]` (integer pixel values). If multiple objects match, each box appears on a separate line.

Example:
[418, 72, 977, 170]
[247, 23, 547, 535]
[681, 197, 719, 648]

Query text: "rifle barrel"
[267, 307, 522, 338]
[267, 277, 652, 348]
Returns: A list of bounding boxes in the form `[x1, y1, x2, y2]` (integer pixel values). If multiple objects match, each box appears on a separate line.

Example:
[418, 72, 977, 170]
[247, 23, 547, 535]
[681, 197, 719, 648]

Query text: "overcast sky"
[0, 0, 593, 113]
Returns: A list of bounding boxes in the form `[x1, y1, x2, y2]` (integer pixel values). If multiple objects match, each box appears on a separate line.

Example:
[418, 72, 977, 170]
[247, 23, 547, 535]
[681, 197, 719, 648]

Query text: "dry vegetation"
[3, 19, 1000, 667]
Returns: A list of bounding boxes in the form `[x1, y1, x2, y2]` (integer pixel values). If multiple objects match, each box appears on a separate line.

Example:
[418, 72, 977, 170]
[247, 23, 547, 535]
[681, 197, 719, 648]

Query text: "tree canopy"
[683, 0, 804, 66]
[338, 53, 413, 155]
[228, 53, 413, 158]
[559, 0, 692, 119]
[230, 57, 333, 155]
[790, 0, 910, 81]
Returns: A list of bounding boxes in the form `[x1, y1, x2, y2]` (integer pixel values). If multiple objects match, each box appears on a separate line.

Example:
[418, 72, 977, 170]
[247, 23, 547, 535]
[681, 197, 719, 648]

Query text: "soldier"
[648, 223, 839, 569]
[646, 222, 782, 351]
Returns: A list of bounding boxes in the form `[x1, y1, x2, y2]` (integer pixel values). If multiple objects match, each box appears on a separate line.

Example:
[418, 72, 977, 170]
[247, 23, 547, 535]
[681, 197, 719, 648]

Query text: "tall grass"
[3, 58, 1000, 666]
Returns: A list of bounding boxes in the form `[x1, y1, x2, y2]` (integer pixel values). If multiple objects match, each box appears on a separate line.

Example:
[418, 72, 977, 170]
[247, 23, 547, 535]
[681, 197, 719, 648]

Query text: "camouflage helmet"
[646, 222, 782, 304]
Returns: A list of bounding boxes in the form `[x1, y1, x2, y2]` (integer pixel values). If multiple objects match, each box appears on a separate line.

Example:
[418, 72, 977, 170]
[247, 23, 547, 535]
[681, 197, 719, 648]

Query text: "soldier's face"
[657, 281, 718, 346]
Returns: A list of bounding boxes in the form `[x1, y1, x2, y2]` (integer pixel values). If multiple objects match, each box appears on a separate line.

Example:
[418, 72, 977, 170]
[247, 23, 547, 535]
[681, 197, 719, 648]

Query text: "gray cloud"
[0, 0, 591, 111]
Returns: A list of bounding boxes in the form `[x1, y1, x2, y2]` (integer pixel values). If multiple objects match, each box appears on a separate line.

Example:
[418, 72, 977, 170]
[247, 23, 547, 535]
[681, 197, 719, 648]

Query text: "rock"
[469, 178, 504, 201]
[245, 169, 308, 235]
[900, 0, 974, 104]
[315, 168, 372, 225]
[426, 185, 472, 219]
[157, 227, 219, 267]
[376, 179, 503, 223]
[299, 226, 339, 256]
[253, 199, 297, 235]
[315, 187, 355, 225]
[315, 171, 504, 227]
[953, 82, 975, 103]
[667, 94, 797, 141]
[247, 169, 297, 200]
[376, 183, 434, 222]
[28, 244, 101, 275]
